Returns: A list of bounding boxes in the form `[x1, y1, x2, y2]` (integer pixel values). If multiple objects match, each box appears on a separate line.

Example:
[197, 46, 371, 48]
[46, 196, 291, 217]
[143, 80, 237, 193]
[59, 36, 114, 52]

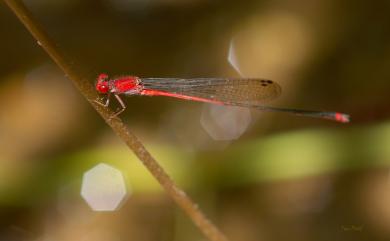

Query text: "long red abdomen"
[113, 77, 138, 93]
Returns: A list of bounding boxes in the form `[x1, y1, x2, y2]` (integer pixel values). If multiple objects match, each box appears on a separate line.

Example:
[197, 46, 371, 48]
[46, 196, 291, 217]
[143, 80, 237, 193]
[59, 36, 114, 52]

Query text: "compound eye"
[96, 82, 109, 94]
[96, 73, 110, 94]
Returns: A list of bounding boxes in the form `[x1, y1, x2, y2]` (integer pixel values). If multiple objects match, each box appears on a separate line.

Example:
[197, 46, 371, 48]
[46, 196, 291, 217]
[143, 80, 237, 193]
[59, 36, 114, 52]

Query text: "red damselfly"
[95, 73, 349, 123]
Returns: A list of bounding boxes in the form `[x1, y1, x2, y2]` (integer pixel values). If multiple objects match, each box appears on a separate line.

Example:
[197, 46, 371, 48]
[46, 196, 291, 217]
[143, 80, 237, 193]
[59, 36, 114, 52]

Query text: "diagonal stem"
[2, 1, 229, 241]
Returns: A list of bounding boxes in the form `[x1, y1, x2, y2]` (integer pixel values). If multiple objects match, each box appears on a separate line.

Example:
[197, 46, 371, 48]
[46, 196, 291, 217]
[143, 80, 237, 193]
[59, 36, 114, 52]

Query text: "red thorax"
[96, 74, 140, 94]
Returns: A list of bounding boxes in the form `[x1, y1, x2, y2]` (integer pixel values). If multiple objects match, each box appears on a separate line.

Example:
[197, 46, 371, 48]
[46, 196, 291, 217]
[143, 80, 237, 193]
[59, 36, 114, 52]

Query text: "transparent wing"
[140, 78, 281, 104]
[138, 77, 349, 123]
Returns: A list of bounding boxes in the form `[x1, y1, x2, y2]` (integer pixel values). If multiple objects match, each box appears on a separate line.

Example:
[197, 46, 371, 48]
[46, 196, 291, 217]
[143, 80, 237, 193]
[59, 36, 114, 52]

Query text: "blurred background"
[1, 0, 390, 240]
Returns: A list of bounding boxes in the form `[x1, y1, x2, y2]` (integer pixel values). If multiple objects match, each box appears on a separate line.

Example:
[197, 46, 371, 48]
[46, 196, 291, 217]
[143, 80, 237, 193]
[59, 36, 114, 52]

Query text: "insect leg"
[94, 93, 111, 107]
[110, 94, 127, 119]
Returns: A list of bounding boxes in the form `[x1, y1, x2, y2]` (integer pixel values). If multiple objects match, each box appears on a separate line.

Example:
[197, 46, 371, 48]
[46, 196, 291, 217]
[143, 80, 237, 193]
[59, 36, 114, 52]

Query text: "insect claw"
[108, 112, 121, 120]
[94, 96, 110, 107]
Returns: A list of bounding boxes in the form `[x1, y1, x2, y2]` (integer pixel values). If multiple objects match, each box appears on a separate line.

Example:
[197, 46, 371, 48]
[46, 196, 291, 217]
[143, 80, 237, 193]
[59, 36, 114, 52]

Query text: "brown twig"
[3, 1, 229, 240]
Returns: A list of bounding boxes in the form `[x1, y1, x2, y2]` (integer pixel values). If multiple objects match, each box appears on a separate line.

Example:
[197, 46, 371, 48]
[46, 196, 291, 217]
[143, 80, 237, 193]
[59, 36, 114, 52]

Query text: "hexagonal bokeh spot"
[200, 104, 252, 141]
[81, 163, 129, 211]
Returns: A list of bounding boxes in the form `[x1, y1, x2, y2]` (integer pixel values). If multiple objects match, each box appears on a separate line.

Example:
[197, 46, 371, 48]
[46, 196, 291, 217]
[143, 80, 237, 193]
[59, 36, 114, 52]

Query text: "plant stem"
[3, 1, 229, 240]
